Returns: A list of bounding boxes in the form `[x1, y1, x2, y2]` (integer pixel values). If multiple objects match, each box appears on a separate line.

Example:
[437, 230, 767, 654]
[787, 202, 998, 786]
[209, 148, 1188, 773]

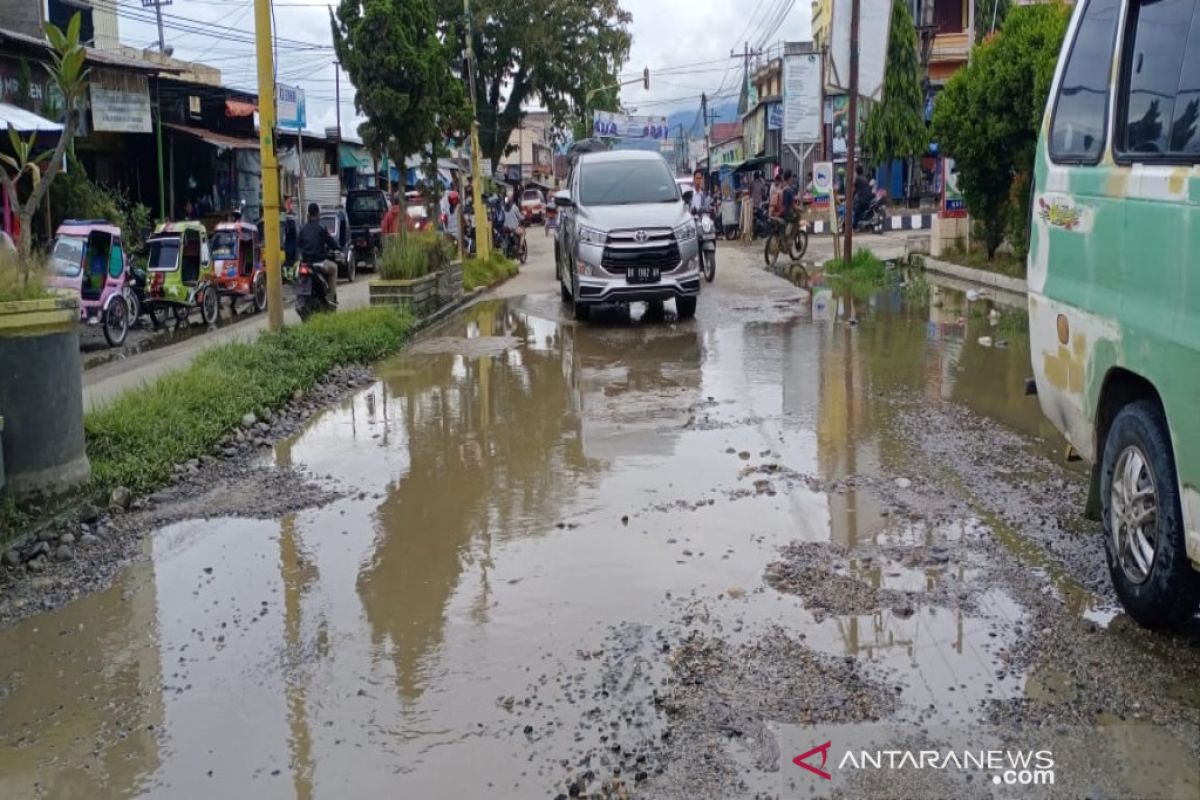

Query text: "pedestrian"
[751, 170, 765, 206]
[445, 190, 461, 246]
[381, 192, 401, 237]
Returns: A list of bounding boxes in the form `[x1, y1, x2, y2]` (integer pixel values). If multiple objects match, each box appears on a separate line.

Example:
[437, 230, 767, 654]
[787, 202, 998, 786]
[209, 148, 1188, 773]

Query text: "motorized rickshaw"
[45, 219, 135, 347]
[210, 220, 267, 314]
[143, 220, 220, 325]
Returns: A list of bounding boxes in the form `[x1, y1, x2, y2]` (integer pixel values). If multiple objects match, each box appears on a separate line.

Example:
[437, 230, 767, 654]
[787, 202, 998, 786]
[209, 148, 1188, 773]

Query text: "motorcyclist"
[852, 165, 872, 227]
[689, 171, 709, 215]
[297, 202, 339, 302]
[502, 193, 522, 254]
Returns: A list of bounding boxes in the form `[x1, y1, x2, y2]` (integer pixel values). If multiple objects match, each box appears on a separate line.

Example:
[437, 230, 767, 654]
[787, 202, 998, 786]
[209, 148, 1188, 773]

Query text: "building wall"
[498, 111, 553, 179]
[90, 0, 120, 51]
[0, 0, 45, 39]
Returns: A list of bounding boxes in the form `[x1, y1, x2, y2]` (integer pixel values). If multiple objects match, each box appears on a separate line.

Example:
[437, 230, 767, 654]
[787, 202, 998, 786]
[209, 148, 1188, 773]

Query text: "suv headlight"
[674, 220, 697, 241]
[577, 225, 606, 245]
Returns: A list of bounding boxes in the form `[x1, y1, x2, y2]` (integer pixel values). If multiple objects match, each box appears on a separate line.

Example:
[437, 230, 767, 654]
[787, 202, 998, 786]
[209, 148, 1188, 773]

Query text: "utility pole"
[842, 0, 861, 265]
[146, 0, 167, 54]
[333, 61, 342, 146]
[463, 0, 490, 259]
[254, 0, 283, 330]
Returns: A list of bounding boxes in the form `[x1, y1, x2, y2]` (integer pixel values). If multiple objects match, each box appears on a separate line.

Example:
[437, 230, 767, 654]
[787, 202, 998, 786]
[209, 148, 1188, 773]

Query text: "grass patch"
[0, 249, 51, 302]
[939, 245, 1025, 279]
[825, 247, 889, 298]
[84, 307, 414, 495]
[377, 231, 453, 280]
[463, 250, 518, 291]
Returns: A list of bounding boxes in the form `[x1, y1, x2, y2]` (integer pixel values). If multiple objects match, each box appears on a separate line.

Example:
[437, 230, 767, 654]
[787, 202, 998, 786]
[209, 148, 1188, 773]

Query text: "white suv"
[554, 150, 702, 321]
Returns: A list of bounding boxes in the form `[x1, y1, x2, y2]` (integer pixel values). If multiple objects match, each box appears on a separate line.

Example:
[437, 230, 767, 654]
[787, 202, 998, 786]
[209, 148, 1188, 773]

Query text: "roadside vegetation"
[464, 251, 518, 291]
[84, 307, 413, 495]
[938, 242, 1026, 279]
[377, 230, 453, 280]
[0, 250, 50, 302]
[826, 247, 888, 298]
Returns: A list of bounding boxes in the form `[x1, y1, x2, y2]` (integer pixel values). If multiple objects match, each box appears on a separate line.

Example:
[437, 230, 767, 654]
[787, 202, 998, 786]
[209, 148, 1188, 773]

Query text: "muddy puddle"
[4, 289, 1197, 798]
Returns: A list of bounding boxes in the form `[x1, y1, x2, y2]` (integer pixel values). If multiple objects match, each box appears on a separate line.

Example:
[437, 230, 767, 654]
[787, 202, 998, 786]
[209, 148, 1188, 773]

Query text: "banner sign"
[767, 102, 783, 131]
[782, 54, 821, 144]
[276, 84, 306, 130]
[811, 160, 833, 209]
[941, 157, 966, 218]
[592, 110, 669, 140]
[90, 69, 151, 133]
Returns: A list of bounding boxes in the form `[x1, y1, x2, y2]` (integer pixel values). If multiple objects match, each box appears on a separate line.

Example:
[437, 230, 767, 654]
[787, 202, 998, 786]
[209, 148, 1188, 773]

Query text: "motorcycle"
[295, 251, 338, 321]
[838, 189, 888, 234]
[752, 202, 773, 240]
[502, 227, 529, 264]
[694, 210, 717, 282]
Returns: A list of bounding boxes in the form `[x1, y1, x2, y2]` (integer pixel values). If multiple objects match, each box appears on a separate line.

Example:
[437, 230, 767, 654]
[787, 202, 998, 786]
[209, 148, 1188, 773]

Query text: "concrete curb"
[916, 255, 1028, 296]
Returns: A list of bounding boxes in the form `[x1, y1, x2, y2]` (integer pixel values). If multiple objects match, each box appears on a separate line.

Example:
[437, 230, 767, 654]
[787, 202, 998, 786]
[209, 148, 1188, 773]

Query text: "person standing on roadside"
[381, 192, 402, 237]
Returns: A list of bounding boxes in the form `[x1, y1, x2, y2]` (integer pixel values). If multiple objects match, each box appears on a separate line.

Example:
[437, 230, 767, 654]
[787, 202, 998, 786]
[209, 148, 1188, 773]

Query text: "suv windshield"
[347, 193, 386, 214]
[579, 160, 678, 205]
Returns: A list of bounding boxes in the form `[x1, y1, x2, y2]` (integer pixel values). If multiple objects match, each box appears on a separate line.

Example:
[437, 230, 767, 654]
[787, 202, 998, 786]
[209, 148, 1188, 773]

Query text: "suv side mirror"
[682, 189, 694, 205]
[554, 191, 574, 209]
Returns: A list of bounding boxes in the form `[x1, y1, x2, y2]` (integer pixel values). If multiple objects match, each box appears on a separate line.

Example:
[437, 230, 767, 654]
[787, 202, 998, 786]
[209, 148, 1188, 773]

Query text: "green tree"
[861, 0, 928, 185]
[931, 1, 1069, 259]
[974, 0, 1011, 41]
[437, 0, 632, 169]
[0, 13, 88, 258]
[331, 0, 465, 170]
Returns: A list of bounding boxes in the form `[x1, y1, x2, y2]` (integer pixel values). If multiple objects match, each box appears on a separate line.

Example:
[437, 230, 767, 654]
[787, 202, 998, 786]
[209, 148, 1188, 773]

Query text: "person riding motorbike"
[297, 202, 338, 303]
[501, 194, 523, 256]
[852, 165, 872, 228]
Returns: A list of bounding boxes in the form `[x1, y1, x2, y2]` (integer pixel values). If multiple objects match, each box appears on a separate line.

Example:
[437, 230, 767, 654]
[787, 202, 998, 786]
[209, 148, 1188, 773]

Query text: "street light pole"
[333, 60, 342, 146]
[842, 0, 861, 265]
[254, 0, 283, 330]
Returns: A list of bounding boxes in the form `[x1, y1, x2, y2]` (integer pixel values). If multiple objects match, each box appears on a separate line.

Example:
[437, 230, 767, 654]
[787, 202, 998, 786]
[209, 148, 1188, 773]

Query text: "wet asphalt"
[2, 234, 1199, 799]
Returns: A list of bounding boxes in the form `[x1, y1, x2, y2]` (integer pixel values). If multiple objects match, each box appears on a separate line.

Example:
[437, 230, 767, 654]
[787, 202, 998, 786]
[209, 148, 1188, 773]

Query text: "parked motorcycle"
[838, 190, 888, 234]
[295, 252, 338, 321]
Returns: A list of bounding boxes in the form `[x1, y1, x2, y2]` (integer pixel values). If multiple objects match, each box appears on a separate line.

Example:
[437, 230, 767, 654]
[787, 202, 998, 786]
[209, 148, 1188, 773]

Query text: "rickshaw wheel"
[200, 287, 219, 325]
[253, 274, 267, 313]
[125, 291, 141, 326]
[173, 306, 189, 324]
[148, 305, 165, 330]
[103, 295, 130, 348]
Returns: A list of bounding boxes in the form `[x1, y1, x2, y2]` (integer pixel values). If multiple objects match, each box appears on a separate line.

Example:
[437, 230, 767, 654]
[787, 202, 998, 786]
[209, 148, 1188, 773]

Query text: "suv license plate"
[628, 267, 660, 283]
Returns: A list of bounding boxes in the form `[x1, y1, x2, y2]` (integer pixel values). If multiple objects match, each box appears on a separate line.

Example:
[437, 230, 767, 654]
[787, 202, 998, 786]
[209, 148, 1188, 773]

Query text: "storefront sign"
[593, 110, 669, 140]
[782, 53, 821, 144]
[276, 84, 306, 130]
[90, 69, 151, 133]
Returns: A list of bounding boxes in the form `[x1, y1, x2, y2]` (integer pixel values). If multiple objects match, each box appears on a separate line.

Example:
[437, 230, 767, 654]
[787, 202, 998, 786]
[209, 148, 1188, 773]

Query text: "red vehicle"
[520, 188, 545, 224]
[209, 221, 267, 314]
[404, 193, 433, 232]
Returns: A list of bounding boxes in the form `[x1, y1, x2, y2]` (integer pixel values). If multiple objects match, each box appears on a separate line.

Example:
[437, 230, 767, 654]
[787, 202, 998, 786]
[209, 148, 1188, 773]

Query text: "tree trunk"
[14, 111, 74, 258]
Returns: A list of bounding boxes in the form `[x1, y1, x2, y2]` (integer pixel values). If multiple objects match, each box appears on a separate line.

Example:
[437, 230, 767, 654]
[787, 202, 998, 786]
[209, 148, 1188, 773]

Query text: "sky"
[102, 0, 811, 140]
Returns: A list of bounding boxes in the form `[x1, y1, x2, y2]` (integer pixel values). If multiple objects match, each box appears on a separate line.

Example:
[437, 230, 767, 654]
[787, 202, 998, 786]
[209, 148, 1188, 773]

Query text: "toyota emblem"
[634, 230, 649, 243]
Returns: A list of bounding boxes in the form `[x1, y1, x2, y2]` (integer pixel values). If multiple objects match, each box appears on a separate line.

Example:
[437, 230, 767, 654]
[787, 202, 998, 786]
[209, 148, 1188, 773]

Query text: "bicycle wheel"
[763, 231, 781, 267]
[791, 227, 809, 260]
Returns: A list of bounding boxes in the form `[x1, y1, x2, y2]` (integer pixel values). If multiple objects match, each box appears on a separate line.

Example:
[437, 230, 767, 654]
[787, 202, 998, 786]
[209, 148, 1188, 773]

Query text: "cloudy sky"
[106, 0, 811, 138]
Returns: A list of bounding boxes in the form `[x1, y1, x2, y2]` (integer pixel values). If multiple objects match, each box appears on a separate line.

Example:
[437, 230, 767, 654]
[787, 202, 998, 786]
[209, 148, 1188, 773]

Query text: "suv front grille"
[600, 228, 680, 273]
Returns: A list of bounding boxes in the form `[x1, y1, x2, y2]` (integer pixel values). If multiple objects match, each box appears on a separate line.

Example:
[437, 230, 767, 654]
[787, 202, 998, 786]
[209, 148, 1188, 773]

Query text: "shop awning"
[0, 102, 62, 133]
[733, 154, 777, 173]
[225, 99, 257, 118]
[338, 144, 372, 172]
[164, 122, 258, 151]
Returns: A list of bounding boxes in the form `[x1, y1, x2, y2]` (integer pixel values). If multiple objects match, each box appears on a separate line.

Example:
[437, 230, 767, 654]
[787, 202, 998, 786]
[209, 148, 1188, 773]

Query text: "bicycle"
[763, 214, 806, 267]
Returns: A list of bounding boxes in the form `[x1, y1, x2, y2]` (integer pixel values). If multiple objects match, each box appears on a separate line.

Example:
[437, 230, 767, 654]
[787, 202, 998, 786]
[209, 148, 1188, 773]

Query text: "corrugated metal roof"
[164, 122, 258, 150]
[0, 102, 62, 133]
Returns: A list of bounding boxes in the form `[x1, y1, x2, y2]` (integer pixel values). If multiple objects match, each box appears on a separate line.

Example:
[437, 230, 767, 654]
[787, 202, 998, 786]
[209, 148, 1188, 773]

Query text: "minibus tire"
[1100, 400, 1200, 629]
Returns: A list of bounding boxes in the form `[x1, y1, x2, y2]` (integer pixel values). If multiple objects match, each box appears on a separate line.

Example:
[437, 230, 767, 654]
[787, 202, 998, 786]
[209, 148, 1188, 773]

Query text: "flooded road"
[3, 245, 1199, 799]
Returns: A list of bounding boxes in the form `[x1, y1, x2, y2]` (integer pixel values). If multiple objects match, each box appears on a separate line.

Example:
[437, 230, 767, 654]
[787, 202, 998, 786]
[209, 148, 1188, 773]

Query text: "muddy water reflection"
[0, 292, 1100, 797]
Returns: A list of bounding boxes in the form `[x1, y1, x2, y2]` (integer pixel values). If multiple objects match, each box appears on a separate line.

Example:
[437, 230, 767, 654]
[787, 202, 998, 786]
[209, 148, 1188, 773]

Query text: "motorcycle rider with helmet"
[297, 202, 339, 304]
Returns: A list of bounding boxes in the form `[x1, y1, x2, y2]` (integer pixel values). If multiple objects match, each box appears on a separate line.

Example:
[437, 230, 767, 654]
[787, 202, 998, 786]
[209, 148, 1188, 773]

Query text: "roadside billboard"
[90, 69, 151, 133]
[592, 110, 669, 141]
[782, 53, 821, 144]
[827, 0, 891, 101]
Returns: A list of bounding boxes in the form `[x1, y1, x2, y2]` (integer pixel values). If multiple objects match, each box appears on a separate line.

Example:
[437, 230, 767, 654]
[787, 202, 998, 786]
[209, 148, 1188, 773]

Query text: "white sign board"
[276, 84, 306, 130]
[828, 0, 891, 101]
[813, 161, 834, 194]
[782, 53, 822, 144]
[90, 70, 152, 133]
[592, 110, 669, 140]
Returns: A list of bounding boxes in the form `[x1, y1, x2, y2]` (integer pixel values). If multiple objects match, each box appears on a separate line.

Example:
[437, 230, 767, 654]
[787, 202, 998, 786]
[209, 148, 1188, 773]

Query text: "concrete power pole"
[253, 0, 283, 329]
[463, 0, 490, 259]
[842, 0, 861, 264]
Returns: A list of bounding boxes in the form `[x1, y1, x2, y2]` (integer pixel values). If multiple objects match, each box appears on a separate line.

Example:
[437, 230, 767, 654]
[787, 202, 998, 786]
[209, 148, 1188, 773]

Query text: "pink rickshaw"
[46, 219, 134, 347]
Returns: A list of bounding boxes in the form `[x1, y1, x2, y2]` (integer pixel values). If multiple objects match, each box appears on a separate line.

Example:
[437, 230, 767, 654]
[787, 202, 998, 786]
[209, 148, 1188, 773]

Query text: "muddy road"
[2, 238, 1198, 799]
